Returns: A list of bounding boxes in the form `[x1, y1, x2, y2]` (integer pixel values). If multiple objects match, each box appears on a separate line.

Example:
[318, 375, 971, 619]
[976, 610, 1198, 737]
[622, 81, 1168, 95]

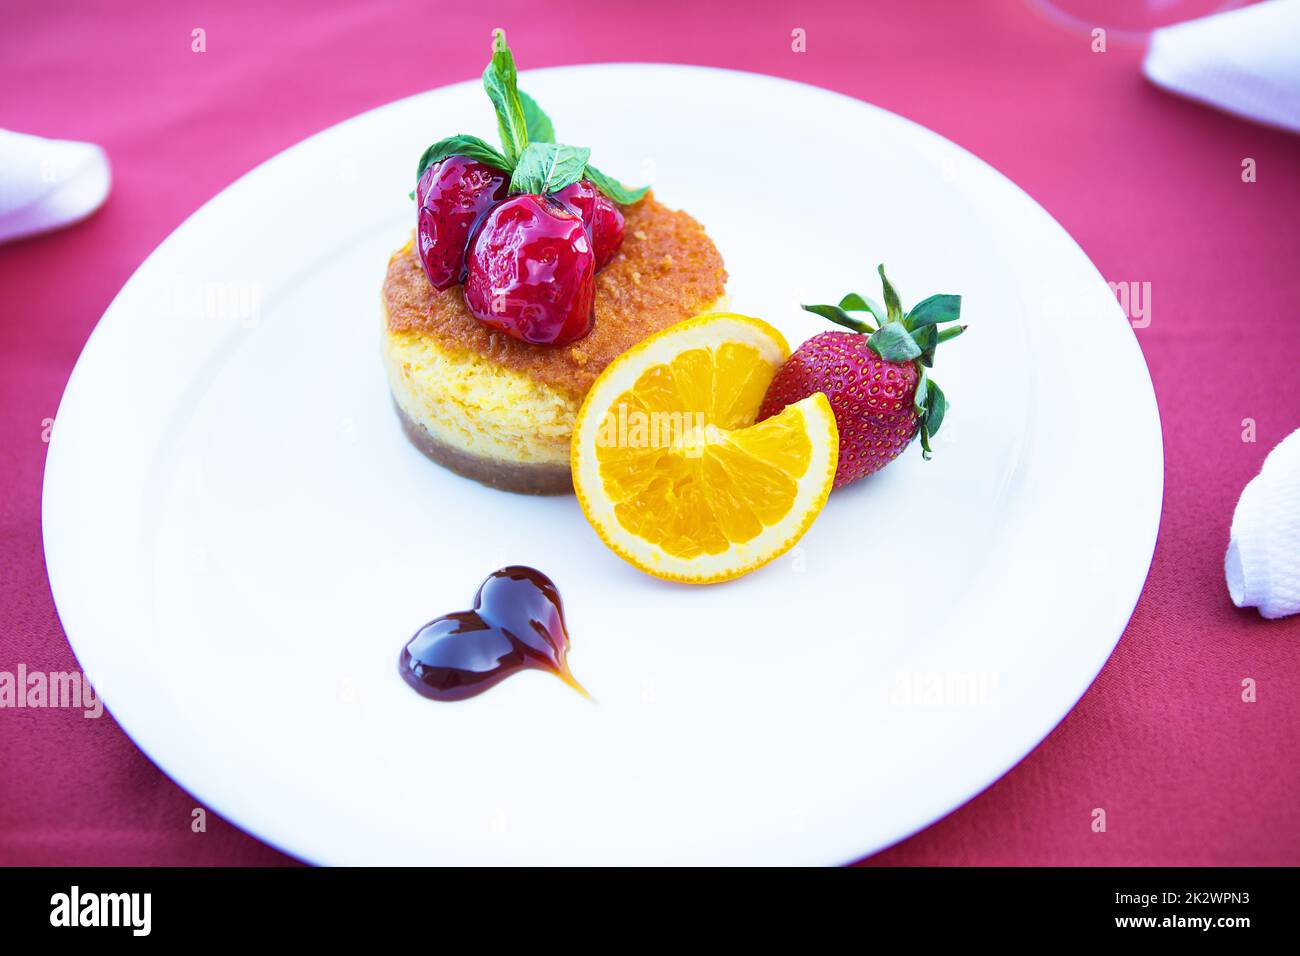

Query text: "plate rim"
[41, 62, 1164, 865]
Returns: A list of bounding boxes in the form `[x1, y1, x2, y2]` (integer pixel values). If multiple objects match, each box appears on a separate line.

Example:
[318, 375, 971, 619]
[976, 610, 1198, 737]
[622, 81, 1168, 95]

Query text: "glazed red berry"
[416, 156, 511, 290]
[554, 179, 625, 271]
[463, 194, 596, 346]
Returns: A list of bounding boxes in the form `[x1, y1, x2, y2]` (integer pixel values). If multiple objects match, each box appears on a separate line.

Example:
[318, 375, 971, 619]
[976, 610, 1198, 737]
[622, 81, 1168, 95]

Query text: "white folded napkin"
[0, 128, 112, 245]
[1226, 428, 1300, 619]
[1144, 0, 1300, 133]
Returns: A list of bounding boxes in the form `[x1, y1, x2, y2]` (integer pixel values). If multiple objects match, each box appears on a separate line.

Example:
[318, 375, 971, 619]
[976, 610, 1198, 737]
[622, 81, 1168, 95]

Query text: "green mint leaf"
[906, 293, 961, 330]
[925, 379, 947, 437]
[802, 303, 875, 333]
[483, 29, 529, 164]
[518, 90, 555, 144]
[415, 135, 510, 187]
[839, 292, 886, 324]
[878, 264, 903, 324]
[584, 164, 649, 205]
[918, 424, 933, 460]
[867, 323, 922, 362]
[510, 142, 591, 195]
[910, 323, 939, 367]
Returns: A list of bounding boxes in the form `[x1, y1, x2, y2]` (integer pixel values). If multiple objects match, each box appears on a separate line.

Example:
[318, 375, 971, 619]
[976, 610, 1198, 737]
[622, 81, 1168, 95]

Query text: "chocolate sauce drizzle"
[399, 566, 588, 702]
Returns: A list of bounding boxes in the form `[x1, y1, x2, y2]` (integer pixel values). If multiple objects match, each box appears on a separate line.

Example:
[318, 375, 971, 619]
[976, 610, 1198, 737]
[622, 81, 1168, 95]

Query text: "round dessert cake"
[382, 192, 727, 494]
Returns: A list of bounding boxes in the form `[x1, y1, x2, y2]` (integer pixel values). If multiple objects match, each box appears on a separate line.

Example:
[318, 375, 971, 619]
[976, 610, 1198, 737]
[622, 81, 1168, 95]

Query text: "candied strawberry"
[416, 156, 511, 290]
[463, 194, 595, 345]
[554, 179, 625, 271]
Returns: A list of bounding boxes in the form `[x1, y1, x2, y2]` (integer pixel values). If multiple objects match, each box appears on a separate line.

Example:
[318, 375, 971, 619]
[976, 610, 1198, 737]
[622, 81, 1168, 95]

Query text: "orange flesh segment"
[594, 343, 813, 559]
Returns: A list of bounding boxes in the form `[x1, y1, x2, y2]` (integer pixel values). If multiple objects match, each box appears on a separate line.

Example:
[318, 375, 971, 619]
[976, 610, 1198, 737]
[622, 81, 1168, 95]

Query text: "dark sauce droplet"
[399, 566, 589, 702]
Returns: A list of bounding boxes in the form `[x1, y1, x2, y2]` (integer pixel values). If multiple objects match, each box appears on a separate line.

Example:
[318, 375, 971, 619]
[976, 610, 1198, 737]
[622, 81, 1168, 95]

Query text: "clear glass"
[1031, 0, 1249, 43]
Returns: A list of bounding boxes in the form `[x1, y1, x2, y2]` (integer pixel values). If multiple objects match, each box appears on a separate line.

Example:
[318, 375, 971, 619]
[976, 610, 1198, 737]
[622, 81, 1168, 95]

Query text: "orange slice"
[571, 313, 838, 583]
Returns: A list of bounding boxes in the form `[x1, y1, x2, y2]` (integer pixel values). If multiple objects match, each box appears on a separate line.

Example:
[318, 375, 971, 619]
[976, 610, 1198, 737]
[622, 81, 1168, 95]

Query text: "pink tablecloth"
[2, 0, 1298, 866]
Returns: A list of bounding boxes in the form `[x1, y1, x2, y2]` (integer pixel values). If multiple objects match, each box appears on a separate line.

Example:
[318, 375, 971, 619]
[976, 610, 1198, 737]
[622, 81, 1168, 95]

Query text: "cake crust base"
[394, 401, 573, 496]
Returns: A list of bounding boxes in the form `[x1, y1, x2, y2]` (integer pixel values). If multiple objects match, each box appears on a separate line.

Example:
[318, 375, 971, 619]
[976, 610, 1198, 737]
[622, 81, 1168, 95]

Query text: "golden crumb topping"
[383, 192, 727, 399]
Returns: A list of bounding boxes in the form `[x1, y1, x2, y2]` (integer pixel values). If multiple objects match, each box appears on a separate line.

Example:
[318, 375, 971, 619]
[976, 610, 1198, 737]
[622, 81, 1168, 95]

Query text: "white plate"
[42, 65, 1162, 865]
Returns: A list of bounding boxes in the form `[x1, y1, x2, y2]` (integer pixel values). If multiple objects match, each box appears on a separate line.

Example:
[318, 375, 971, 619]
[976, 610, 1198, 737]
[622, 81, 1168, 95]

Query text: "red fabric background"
[2, 0, 1298, 866]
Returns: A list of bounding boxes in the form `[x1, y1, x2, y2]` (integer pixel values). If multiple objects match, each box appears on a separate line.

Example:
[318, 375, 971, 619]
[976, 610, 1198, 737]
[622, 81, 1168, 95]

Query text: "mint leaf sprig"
[582, 164, 648, 205]
[414, 29, 648, 205]
[416, 134, 509, 183]
[483, 29, 529, 164]
[801, 264, 965, 459]
[511, 143, 591, 195]
[517, 89, 554, 145]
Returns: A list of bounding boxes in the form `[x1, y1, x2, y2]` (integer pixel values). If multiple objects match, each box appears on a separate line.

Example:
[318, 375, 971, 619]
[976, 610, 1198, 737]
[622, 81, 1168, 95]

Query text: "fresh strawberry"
[758, 265, 965, 488]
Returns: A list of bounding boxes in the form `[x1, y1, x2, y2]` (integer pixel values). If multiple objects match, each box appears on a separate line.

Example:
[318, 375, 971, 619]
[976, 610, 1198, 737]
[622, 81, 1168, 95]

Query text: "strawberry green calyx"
[800, 264, 965, 460]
